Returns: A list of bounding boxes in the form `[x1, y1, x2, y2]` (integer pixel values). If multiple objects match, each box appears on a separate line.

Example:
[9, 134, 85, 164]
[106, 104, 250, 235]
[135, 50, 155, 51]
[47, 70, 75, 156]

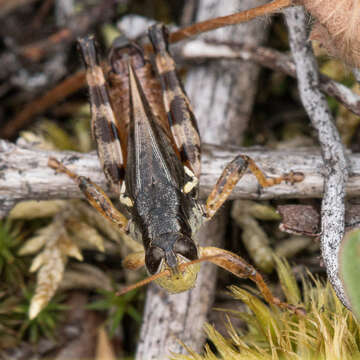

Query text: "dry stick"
[0, 70, 85, 139]
[2, 0, 292, 139]
[1, 0, 113, 139]
[169, 0, 291, 43]
[0, 0, 38, 17]
[181, 40, 360, 118]
[21, 0, 113, 61]
[285, 6, 350, 308]
[21, 28, 72, 61]
[1, 140, 360, 212]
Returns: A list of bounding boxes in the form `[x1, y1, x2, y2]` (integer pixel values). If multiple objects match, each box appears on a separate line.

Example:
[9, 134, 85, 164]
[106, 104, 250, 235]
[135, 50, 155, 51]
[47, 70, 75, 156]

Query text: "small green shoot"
[14, 288, 67, 343]
[0, 292, 23, 349]
[0, 220, 27, 285]
[88, 289, 141, 336]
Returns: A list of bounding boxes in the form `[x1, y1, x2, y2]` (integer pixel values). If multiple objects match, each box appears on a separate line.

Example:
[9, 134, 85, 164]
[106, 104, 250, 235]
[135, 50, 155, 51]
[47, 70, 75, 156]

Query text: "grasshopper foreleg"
[123, 251, 145, 270]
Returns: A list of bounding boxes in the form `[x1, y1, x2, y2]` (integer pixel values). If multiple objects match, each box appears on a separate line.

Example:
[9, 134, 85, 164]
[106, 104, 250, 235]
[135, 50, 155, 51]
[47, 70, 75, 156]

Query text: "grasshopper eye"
[145, 246, 164, 274]
[173, 236, 198, 261]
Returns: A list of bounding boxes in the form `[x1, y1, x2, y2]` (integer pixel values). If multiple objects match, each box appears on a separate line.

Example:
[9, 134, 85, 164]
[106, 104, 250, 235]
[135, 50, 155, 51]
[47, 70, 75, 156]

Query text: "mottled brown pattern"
[79, 37, 125, 193]
[148, 24, 202, 178]
[108, 44, 179, 165]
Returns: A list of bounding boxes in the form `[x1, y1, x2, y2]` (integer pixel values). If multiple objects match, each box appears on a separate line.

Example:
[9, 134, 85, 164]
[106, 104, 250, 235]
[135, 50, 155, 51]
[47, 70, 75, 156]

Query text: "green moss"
[0, 220, 27, 286]
[173, 258, 360, 360]
[88, 289, 141, 336]
[15, 290, 67, 343]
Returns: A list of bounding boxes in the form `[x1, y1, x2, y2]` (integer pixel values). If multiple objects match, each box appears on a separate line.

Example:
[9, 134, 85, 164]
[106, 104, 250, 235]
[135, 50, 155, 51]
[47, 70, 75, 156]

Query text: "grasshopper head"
[145, 234, 200, 293]
[109, 35, 145, 74]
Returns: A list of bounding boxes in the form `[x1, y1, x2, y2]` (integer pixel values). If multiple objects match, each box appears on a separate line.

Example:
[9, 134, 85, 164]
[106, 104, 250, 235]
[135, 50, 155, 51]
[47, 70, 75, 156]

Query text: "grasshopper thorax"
[145, 233, 200, 293]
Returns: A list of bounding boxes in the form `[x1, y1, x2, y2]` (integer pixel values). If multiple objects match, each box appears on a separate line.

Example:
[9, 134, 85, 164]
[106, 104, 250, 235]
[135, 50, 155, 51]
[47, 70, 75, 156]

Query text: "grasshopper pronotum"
[49, 24, 304, 314]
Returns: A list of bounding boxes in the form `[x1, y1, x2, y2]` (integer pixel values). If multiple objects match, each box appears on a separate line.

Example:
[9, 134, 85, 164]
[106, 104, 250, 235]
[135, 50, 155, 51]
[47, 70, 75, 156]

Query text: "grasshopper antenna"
[116, 255, 221, 296]
[117, 249, 305, 316]
[116, 270, 171, 296]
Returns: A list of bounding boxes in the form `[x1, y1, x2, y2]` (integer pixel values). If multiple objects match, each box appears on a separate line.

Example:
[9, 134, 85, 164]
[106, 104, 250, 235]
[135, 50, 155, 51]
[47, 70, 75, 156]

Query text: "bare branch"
[181, 39, 360, 118]
[0, 142, 357, 207]
[169, 0, 291, 43]
[1, 139, 360, 219]
[285, 6, 350, 308]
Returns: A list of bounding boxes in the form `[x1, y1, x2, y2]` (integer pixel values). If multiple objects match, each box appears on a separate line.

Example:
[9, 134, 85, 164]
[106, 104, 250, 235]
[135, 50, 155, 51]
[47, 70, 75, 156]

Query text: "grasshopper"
[49, 24, 304, 313]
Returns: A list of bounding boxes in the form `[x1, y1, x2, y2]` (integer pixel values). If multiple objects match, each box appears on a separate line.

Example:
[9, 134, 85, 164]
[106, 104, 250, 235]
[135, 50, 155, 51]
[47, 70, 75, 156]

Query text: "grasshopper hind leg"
[78, 36, 126, 196]
[148, 24, 202, 180]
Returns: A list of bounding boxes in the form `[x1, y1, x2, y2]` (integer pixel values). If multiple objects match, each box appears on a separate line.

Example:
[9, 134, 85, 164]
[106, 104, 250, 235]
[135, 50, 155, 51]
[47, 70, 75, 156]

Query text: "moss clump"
[174, 258, 360, 360]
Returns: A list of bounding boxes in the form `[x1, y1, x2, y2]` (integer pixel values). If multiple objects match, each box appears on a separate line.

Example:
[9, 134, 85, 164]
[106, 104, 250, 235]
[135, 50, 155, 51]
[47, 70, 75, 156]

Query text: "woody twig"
[285, 6, 350, 308]
[1, 140, 360, 217]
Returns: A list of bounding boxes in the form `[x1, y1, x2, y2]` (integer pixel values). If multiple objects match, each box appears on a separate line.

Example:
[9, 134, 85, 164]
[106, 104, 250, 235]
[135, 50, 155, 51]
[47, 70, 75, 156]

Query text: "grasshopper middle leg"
[48, 157, 128, 230]
[205, 155, 304, 219]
